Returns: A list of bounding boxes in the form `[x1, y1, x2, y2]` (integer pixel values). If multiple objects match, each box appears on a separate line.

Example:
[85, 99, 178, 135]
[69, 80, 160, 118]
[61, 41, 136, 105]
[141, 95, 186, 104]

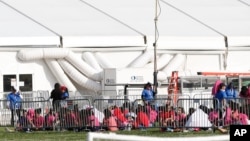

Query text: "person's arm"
[152, 90, 156, 97]
[222, 92, 228, 107]
[233, 90, 237, 98]
[141, 90, 145, 100]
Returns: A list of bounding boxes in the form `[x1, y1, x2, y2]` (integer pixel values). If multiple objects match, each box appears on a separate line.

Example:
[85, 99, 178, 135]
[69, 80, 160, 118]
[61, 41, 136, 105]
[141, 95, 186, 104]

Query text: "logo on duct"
[131, 76, 144, 82]
[106, 79, 115, 84]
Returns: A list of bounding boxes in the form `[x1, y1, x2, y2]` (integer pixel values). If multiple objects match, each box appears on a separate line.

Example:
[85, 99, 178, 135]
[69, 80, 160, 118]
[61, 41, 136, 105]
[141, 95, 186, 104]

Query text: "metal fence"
[0, 91, 249, 133]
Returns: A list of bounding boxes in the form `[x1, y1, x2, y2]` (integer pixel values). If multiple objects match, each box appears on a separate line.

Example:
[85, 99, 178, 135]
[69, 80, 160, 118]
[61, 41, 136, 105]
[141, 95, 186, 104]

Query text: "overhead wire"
[79, 0, 147, 44]
[0, 0, 63, 47]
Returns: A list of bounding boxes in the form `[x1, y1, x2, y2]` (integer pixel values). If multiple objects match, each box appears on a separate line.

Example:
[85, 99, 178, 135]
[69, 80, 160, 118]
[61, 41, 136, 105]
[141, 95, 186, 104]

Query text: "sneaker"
[183, 129, 189, 133]
[26, 128, 32, 133]
[5, 127, 14, 132]
[166, 128, 173, 132]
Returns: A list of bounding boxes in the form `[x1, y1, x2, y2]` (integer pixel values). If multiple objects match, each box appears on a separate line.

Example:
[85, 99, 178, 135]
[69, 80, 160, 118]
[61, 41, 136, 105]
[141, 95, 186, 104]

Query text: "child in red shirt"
[135, 106, 150, 129]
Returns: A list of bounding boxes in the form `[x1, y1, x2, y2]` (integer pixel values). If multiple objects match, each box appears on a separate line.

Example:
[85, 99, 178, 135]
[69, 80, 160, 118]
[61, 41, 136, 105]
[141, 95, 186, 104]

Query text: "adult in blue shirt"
[225, 82, 238, 100]
[141, 82, 155, 105]
[215, 83, 227, 108]
[7, 86, 23, 126]
[214, 83, 227, 121]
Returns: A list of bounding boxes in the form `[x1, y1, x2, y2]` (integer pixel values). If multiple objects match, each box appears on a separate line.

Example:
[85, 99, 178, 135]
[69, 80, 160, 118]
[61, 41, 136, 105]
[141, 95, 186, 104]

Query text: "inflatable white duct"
[127, 50, 153, 68]
[57, 59, 102, 91]
[145, 54, 173, 70]
[82, 52, 103, 72]
[95, 52, 115, 68]
[161, 54, 186, 76]
[45, 59, 76, 92]
[66, 51, 102, 81]
[18, 48, 102, 81]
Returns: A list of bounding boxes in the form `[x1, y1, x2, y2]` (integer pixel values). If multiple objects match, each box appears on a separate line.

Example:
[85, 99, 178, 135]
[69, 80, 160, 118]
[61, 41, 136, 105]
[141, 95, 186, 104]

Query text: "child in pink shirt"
[208, 110, 218, 122]
[103, 109, 118, 132]
[32, 109, 45, 130]
[232, 109, 249, 125]
[86, 108, 100, 131]
[175, 107, 186, 127]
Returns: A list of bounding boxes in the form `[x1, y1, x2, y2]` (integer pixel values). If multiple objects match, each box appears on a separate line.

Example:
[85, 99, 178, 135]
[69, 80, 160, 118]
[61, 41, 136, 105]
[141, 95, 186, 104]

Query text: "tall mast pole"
[153, 0, 159, 95]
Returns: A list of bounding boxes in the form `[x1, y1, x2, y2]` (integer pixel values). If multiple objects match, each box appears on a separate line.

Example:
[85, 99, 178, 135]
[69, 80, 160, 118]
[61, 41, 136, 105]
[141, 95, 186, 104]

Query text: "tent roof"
[0, 0, 250, 49]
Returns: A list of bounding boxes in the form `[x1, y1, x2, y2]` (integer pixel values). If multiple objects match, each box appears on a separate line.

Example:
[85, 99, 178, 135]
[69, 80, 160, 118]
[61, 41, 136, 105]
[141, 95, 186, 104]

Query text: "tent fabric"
[0, 0, 250, 48]
[185, 108, 212, 127]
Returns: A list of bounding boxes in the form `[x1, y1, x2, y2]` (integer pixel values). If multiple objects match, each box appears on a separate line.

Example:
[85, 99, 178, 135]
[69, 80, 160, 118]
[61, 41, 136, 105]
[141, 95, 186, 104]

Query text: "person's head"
[188, 107, 195, 114]
[227, 82, 234, 89]
[219, 83, 226, 91]
[177, 107, 185, 114]
[144, 82, 152, 90]
[54, 83, 60, 89]
[60, 85, 67, 92]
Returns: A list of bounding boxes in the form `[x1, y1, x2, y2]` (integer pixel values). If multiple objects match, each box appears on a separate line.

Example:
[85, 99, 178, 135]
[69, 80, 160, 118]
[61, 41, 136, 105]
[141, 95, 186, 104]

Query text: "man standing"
[50, 83, 62, 111]
[141, 82, 155, 105]
[7, 86, 23, 126]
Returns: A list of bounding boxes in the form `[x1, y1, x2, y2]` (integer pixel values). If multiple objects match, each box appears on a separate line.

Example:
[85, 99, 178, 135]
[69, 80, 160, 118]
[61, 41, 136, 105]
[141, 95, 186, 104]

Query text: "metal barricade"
[53, 99, 91, 131]
[13, 100, 52, 131]
[222, 97, 250, 127]
[93, 99, 131, 131]
[0, 100, 12, 126]
[176, 98, 220, 131]
[133, 98, 173, 129]
[161, 93, 190, 107]
[36, 90, 50, 100]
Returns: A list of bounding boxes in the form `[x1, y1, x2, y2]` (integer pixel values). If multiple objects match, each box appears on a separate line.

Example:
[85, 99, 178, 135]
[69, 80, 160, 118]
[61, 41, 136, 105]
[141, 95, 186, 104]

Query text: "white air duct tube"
[95, 52, 115, 68]
[18, 48, 69, 61]
[145, 54, 173, 70]
[58, 59, 101, 91]
[162, 54, 186, 76]
[127, 50, 153, 67]
[18, 48, 102, 81]
[45, 59, 76, 92]
[157, 71, 168, 81]
[66, 51, 102, 81]
[82, 52, 102, 72]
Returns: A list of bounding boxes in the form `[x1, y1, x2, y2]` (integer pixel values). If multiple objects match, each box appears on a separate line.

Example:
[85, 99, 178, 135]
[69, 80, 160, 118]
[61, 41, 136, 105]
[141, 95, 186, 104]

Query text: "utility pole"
[153, 0, 159, 95]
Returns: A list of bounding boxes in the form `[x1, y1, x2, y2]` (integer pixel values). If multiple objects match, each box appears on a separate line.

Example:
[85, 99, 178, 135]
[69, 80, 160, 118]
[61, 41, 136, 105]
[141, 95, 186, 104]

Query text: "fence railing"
[1, 92, 249, 133]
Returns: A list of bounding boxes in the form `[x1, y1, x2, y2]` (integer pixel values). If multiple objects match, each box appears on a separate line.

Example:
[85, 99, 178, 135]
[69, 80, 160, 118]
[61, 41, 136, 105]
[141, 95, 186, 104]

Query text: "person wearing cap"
[60, 85, 69, 108]
[61, 86, 69, 100]
[141, 82, 155, 105]
[6, 86, 23, 126]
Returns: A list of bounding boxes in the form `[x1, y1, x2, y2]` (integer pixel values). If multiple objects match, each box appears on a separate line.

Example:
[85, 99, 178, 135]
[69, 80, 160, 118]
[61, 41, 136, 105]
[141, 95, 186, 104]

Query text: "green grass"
[0, 127, 224, 141]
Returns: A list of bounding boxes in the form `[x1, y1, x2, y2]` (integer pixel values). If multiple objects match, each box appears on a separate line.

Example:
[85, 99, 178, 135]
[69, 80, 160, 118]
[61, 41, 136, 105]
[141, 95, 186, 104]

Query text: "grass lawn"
[0, 127, 226, 141]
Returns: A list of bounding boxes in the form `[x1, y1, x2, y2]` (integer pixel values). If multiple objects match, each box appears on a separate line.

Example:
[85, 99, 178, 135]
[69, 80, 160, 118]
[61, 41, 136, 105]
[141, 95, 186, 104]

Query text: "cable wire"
[0, 0, 63, 47]
[79, 0, 147, 44]
[238, 0, 250, 6]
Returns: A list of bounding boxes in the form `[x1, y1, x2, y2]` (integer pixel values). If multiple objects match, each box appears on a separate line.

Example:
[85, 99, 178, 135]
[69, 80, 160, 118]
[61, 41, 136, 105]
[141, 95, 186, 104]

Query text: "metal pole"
[153, 0, 158, 95]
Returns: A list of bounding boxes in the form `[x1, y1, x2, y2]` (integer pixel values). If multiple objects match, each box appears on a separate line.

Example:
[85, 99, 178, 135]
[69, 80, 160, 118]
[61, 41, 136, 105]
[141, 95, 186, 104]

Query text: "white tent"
[1, 0, 250, 49]
[0, 0, 250, 93]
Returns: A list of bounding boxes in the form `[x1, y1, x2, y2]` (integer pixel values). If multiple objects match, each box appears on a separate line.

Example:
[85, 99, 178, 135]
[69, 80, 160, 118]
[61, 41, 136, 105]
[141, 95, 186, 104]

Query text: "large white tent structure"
[0, 0, 250, 94]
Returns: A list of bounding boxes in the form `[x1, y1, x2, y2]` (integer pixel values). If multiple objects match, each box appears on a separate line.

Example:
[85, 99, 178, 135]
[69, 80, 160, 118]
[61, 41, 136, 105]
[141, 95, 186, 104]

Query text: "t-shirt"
[107, 116, 118, 131]
[33, 115, 45, 128]
[135, 111, 149, 128]
[141, 89, 154, 101]
[7, 92, 22, 109]
[88, 115, 100, 126]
